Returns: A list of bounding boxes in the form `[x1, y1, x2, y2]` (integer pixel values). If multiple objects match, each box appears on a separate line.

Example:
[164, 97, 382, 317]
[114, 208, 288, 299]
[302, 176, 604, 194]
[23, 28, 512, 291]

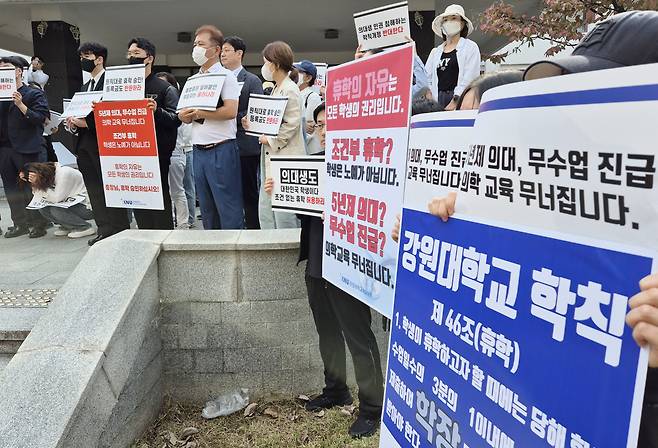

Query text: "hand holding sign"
[246, 94, 288, 138]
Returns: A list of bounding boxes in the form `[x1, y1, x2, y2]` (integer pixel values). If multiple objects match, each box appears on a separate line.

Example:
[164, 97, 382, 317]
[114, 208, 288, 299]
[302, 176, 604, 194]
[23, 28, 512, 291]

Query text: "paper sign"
[322, 44, 414, 317]
[176, 73, 226, 112]
[354, 1, 410, 52]
[60, 91, 104, 118]
[271, 155, 325, 217]
[314, 63, 328, 93]
[102, 64, 146, 101]
[0, 67, 17, 102]
[43, 111, 63, 137]
[246, 94, 288, 137]
[27, 194, 86, 210]
[94, 99, 163, 210]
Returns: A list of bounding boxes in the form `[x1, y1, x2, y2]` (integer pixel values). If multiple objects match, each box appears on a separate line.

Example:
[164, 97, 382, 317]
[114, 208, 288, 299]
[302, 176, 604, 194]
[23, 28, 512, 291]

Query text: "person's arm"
[266, 87, 302, 152]
[627, 273, 658, 367]
[412, 54, 429, 96]
[154, 85, 181, 129]
[16, 89, 49, 126]
[454, 41, 481, 97]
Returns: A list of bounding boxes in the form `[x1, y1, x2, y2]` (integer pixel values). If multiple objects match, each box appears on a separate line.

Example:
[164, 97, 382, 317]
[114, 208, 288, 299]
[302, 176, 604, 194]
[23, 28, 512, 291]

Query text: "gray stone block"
[263, 369, 294, 396]
[224, 347, 281, 373]
[281, 344, 310, 371]
[265, 322, 301, 346]
[163, 350, 194, 374]
[159, 251, 239, 303]
[193, 349, 223, 373]
[240, 250, 306, 302]
[190, 302, 222, 324]
[235, 229, 300, 250]
[161, 302, 191, 324]
[221, 302, 250, 325]
[162, 229, 241, 251]
[164, 372, 263, 403]
[160, 324, 179, 349]
[292, 369, 325, 395]
[176, 324, 209, 349]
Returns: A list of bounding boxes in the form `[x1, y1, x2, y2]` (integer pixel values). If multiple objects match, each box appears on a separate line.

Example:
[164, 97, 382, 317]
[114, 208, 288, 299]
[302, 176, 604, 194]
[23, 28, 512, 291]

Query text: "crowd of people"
[2, 3, 658, 442]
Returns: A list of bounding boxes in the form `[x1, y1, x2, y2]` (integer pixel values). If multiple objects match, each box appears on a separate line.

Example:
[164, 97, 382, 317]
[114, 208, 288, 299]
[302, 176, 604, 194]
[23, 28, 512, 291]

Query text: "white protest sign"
[62, 98, 71, 114]
[271, 155, 325, 217]
[176, 73, 226, 112]
[404, 110, 477, 211]
[314, 63, 328, 93]
[27, 194, 86, 210]
[102, 64, 146, 101]
[246, 94, 288, 137]
[60, 91, 104, 118]
[0, 67, 17, 102]
[43, 111, 64, 137]
[354, 1, 410, 52]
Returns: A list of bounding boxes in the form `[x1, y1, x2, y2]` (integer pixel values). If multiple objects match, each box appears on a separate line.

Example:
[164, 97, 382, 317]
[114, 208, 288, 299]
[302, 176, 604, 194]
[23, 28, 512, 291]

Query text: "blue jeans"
[193, 140, 244, 230]
[183, 151, 196, 226]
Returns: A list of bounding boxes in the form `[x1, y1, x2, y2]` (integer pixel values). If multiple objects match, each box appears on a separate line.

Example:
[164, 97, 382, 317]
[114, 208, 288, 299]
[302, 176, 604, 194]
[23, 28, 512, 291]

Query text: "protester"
[19, 162, 95, 238]
[293, 60, 322, 154]
[244, 40, 304, 229]
[266, 103, 384, 438]
[156, 72, 190, 229]
[411, 97, 442, 115]
[178, 25, 243, 230]
[456, 70, 523, 110]
[25, 56, 49, 89]
[415, 4, 480, 110]
[67, 42, 130, 245]
[0, 56, 50, 239]
[125, 38, 180, 230]
[221, 35, 264, 229]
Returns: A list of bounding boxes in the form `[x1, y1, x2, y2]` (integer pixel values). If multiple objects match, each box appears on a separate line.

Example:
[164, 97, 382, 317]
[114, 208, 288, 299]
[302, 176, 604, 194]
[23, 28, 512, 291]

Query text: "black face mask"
[81, 58, 96, 73]
[128, 56, 148, 65]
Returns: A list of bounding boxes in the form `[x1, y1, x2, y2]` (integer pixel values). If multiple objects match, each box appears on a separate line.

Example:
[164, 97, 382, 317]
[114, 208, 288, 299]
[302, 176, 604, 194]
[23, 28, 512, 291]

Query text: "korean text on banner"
[176, 73, 226, 112]
[323, 43, 413, 318]
[354, 1, 410, 52]
[94, 99, 163, 210]
[0, 67, 17, 102]
[60, 91, 104, 118]
[102, 64, 146, 101]
[380, 64, 658, 448]
[314, 63, 328, 93]
[27, 194, 86, 210]
[271, 155, 325, 217]
[246, 94, 288, 137]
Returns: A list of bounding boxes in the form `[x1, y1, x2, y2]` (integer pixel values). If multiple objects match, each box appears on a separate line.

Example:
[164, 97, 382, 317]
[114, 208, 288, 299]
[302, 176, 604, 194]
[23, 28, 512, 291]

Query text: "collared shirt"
[230, 65, 243, 78]
[191, 62, 241, 145]
[87, 69, 105, 91]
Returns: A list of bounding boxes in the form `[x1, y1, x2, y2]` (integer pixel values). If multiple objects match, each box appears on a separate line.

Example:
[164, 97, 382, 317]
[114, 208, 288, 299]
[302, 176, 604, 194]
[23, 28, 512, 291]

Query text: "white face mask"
[297, 75, 307, 87]
[192, 46, 210, 66]
[261, 62, 275, 81]
[442, 20, 463, 37]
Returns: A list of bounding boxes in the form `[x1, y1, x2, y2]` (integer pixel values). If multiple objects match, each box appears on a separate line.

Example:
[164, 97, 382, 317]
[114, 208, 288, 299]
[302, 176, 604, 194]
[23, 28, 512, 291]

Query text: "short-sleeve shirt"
[436, 49, 459, 92]
[191, 62, 241, 145]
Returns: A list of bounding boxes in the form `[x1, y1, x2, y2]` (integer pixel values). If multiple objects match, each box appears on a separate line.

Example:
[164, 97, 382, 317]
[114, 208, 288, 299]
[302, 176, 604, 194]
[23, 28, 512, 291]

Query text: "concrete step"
[0, 308, 47, 373]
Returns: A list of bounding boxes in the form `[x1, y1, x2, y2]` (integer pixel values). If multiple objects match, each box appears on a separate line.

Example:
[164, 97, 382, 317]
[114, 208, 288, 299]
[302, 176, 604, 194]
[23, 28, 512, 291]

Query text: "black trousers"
[76, 146, 130, 237]
[133, 155, 174, 230]
[0, 147, 48, 229]
[640, 403, 658, 447]
[305, 274, 384, 419]
[241, 154, 260, 229]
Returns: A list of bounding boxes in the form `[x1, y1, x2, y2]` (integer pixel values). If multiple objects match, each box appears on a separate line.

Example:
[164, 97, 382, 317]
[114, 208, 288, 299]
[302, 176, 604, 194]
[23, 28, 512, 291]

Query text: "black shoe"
[4, 226, 29, 238]
[88, 234, 106, 246]
[348, 414, 380, 438]
[305, 393, 353, 412]
[28, 227, 47, 239]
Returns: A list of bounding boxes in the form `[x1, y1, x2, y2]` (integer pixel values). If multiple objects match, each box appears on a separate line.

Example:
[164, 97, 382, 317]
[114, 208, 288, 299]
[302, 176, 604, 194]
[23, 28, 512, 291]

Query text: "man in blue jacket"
[0, 56, 49, 238]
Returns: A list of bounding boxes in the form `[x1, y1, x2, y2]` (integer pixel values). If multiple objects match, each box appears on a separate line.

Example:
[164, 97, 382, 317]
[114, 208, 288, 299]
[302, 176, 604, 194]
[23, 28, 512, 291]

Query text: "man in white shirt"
[178, 25, 243, 230]
[25, 56, 49, 89]
[293, 60, 322, 155]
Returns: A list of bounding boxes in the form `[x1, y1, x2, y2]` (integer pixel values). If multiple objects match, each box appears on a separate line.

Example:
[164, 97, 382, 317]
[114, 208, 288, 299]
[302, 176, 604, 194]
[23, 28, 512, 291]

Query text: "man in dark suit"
[0, 56, 49, 239]
[67, 42, 130, 246]
[221, 36, 264, 229]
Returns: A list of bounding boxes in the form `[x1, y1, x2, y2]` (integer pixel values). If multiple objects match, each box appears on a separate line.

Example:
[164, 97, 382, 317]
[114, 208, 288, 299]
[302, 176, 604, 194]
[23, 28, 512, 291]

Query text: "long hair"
[19, 162, 56, 192]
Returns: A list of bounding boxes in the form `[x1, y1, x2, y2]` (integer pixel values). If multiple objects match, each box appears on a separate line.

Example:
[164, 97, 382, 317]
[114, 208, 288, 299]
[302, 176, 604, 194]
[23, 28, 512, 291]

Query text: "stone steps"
[0, 308, 47, 374]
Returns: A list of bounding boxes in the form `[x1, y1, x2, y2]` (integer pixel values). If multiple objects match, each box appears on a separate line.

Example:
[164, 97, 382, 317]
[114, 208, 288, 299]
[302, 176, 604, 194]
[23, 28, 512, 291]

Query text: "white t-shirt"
[300, 87, 323, 154]
[191, 62, 241, 145]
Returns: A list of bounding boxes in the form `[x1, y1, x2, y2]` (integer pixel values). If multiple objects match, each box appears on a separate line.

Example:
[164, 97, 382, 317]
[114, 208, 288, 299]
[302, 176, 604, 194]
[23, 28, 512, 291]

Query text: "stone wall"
[0, 229, 390, 447]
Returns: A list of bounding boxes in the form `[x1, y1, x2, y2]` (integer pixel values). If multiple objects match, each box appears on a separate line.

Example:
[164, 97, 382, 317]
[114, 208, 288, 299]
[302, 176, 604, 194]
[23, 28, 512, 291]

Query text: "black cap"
[524, 10, 658, 80]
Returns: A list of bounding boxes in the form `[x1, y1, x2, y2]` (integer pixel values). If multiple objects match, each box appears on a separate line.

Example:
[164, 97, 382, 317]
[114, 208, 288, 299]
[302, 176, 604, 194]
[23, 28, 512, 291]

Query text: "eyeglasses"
[313, 123, 326, 130]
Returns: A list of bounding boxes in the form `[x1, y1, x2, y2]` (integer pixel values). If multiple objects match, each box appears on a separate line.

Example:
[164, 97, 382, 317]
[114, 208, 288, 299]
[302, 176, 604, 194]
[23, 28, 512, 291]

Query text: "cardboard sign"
[354, 1, 410, 52]
[245, 94, 288, 137]
[27, 194, 86, 210]
[176, 73, 226, 112]
[271, 155, 325, 217]
[94, 99, 163, 210]
[60, 91, 104, 118]
[102, 64, 146, 101]
[322, 44, 414, 317]
[0, 67, 17, 102]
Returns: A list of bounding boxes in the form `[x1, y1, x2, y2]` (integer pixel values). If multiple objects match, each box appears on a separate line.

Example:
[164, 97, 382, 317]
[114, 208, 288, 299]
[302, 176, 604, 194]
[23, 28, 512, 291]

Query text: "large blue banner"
[381, 209, 652, 448]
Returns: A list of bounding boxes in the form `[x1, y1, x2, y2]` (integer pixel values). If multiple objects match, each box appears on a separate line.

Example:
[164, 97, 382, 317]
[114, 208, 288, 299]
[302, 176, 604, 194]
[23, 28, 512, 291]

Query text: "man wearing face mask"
[178, 25, 243, 230]
[68, 42, 130, 245]
[415, 4, 481, 110]
[292, 60, 322, 155]
[126, 37, 181, 230]
[0, 56, 50, 239]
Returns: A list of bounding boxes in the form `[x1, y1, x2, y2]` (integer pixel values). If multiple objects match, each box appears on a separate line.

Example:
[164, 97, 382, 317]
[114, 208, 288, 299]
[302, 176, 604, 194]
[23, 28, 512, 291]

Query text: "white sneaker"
[68, 227, 96, 239]
[54, 228, 70, 237]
